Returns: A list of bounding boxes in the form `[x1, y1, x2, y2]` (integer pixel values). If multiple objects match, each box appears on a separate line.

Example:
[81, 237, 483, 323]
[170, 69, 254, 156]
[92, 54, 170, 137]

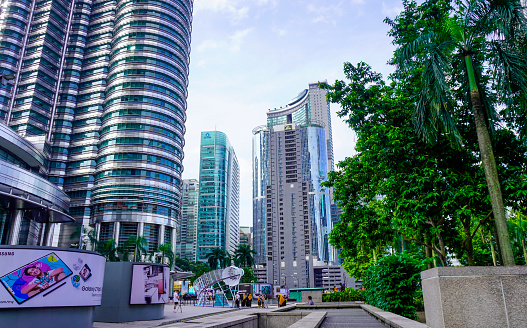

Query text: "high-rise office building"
[0, 0, 193, 252]
[239, 226, 252, 247]
[176, 178, 198, 261]
[252, 83, 333, 288]
[196, 131, 240, 262]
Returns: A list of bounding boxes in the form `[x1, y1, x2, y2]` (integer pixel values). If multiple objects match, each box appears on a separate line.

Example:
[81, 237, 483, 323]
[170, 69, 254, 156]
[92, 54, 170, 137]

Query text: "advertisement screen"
[253, 283, 272, 295]
[130, 264, 169, 304]
[0, 248, 105, 308]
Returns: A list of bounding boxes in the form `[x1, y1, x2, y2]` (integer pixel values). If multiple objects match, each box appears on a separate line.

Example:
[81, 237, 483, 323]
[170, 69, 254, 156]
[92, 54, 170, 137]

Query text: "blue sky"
[182, 0, 405, 226]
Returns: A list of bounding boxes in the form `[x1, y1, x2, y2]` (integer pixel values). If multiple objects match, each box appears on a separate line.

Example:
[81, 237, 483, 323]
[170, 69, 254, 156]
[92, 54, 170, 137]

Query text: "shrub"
[322, 287, 365, 302]
[362, 252, 424, 319]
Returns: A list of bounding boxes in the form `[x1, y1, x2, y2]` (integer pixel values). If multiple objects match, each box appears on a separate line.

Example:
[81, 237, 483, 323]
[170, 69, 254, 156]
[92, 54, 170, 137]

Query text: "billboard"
[130, 264, 169, 304]
[0, 248, 105, 308]
[253, 283, 272, 295]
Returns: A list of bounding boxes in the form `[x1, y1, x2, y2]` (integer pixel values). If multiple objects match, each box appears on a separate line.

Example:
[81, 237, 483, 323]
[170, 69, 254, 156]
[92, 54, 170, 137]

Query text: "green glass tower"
[196, 131, 239, 262]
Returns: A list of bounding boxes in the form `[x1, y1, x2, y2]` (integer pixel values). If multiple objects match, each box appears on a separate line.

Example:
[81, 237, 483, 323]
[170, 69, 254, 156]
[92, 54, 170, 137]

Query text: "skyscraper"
[196, 131, 240, 262]
[176, 178, 199, 261]
[0, 0, 193, 251]
[252, 83, 333, 287]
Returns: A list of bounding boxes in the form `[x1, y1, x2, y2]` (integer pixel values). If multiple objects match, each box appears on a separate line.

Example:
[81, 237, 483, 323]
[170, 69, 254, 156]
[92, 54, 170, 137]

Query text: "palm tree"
[124, 236, 147, 262]
[394, 0, 527, 265]
[157, 243, 175, 268]
[206, 247, 227, 269]
[234, 244, 256, 267]
[96, 239, 119, 262]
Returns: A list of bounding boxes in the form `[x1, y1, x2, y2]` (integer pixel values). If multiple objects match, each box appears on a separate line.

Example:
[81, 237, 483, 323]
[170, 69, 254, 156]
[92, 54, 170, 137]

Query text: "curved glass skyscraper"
[252, 82, 333, 288]
[0, 0, 193, 252]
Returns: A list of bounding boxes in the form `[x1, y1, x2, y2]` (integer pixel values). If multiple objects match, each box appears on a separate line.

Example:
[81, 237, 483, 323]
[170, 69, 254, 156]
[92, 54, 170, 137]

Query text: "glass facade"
[252, 83, 334, 287]
[252, 126, 269, 264]
[176, 178, 199, 261]
[196, 131, 240, 262]
[0, 0, 193, 251]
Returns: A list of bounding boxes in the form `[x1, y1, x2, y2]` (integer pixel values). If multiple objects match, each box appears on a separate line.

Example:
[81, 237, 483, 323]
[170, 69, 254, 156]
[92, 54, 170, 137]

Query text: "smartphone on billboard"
[0, 253, 73, 305]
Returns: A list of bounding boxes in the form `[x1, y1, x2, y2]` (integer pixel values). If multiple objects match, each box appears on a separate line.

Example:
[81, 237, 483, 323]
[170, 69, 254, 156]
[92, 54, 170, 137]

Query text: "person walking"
[247, 293, 252, 307]
[307, 295, 314, 306]
[173, 292, 182, 313]
[235, 293, 240, 308]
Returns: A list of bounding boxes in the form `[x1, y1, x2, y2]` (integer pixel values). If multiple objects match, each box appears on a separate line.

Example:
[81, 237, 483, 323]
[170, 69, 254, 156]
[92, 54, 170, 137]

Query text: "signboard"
[238, 283, 252, 295]
[130, 264, 169, 304]
[253, 283, 272, 295]
[0, 248, 105, 308]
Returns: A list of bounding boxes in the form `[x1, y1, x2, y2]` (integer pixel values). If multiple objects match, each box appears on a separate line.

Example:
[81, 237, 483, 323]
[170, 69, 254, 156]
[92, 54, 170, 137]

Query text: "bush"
[362, 252, 423, 319]
[322, 287, 365, 302]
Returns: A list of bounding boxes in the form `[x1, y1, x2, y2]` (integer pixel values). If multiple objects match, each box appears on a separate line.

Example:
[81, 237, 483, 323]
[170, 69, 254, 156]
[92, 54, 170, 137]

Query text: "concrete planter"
[421, 266, 527, 328]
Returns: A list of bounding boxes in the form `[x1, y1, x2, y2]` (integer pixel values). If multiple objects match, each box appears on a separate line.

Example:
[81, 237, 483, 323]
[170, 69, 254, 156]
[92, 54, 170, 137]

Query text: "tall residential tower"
[196, 131, 240, 262]
[176, 178, 199, 261]
[253, 83, 333, 288]
[0, 0, 193, 252]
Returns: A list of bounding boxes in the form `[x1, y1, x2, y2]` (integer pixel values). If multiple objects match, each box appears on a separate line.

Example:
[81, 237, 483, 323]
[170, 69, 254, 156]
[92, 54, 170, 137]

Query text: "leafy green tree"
[233, 244, 256, 267]
[393, 0, 527, 266]
[363, 252, 425, 319]
[240, 267, 258, 283]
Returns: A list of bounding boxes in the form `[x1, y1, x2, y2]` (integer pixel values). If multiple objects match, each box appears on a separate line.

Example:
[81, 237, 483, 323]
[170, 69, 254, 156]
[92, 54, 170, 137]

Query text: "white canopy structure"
[193, 266, 244, 307]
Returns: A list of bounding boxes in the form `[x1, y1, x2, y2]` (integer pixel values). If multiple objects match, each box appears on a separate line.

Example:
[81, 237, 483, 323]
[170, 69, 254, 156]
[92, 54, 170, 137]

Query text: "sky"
[182, 0, 405, 227]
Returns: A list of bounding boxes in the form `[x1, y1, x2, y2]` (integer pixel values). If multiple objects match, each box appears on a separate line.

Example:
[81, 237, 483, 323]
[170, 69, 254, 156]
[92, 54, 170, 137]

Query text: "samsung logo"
[0, 252, 14, 256]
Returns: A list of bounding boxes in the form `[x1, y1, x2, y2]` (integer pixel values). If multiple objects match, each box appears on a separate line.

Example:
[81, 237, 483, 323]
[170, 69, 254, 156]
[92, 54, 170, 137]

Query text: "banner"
[0, 248, 105, 308]
[130, 264, 169, 304]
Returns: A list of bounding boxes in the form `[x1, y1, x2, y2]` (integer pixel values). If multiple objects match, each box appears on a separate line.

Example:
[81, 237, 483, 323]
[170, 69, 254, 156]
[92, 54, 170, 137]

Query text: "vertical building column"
[45, 223, 55, 246]
[95, 222, 101, 242]
[8, 210, 23, 245]
[159, 224, 165, 245]
[113, 221, 120, 245]
[39, 223, 47, 246]
[172, 227, 177, 257]
[138, 222, 144, 237]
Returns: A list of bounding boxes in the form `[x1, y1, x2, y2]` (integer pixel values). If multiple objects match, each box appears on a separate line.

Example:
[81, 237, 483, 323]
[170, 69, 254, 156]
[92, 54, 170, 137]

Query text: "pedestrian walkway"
[93, 304, 239, 328]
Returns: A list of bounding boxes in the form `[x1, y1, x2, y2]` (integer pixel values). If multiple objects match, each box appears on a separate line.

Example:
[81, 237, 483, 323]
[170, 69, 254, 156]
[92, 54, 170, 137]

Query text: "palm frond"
[414, 44, 462, 146]
[393, 31, 438, 68]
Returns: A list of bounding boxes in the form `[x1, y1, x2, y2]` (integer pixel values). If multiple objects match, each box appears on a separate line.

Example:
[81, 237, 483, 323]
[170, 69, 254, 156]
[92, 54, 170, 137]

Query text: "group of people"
[234, 292, 265, 308]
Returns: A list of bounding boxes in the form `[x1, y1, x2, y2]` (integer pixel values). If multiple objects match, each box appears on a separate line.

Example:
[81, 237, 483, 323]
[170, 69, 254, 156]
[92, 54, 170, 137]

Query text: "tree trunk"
[463, 219, 476, 266]
[470, 89, 515, 266]
[425, 232, 433, 269]
[522, 239, 527, 265]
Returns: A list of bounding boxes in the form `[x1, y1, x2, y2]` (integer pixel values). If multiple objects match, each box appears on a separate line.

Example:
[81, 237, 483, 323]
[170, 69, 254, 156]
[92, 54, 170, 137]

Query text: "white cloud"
[382, 1, 403, 17]
[197, 40, 219, 52]
[194, 0, 249, 22]
[307, 2, 345, 26]
[272, 26, 287, 37]
[230, 28, 253, 52]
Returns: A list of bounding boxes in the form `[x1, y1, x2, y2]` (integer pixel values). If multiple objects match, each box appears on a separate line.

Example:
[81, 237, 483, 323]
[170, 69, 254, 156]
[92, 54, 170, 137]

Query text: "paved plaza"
[93, 303, 279, 328]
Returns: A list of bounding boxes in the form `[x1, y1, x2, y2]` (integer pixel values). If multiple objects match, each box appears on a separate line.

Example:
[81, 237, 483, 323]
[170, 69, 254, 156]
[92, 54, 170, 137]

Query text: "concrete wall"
[94, 262, 164, 322]
[421, 266, 527, 328]
[0, 306, 95, 328]
[301, 290, 323, 303]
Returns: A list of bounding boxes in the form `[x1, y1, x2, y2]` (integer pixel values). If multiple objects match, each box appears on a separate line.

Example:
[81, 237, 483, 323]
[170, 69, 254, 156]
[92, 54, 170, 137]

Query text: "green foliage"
[233, 244, 256, 267]
[240, 267, 258, 283]
[322, 288, 365, 302]
[363, 252, 424, 319]
[322, 0, 527, 273]
[206, 247, 230, 269]
[174, 257, 212, 284]
[96, 239, 120, 262]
